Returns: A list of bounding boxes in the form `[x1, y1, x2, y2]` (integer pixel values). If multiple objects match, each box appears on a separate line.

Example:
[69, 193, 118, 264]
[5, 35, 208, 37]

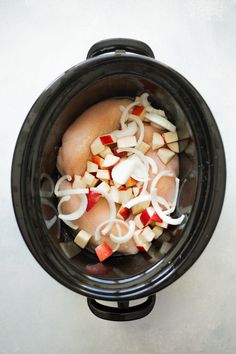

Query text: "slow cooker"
[11, 38, 226, 321]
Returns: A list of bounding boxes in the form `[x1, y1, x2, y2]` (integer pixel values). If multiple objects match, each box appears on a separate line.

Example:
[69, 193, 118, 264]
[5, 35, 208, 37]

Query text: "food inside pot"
[54, 93, 186, 262]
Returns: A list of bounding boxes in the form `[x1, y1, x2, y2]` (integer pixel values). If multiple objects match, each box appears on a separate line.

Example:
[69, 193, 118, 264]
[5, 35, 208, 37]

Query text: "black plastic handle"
[87, 295, 156, 321]
[86, 38, 155, 59]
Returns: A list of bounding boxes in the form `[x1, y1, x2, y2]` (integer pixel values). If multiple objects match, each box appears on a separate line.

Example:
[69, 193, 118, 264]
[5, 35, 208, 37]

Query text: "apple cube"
[152, 226, 163, 239]
[155, 220, 169, 229]
[152, 132, 165, 150]
[137, 243, 151, 252]
[86, 190, 102, 211]
[151, 211, 163, 223]
[162, 131, 178, 144]
[72, 175, 87, 189]
[132, 105, 145, 117]
[167, 142, 179, 153]
[134, 214, 144, 229]
[157, 148, 175, 165]
[95, 242, 113, 262]
[92, 155, 105, 168]
[109, 186, 120, 203]
[125, 177, 137, 188]
[117, 206, 131, 220]
[118, 188, 133, 204]
[136, 141, 150, 154]
[117, 135, 137, 148]
[102, 154, 120, 169]
[131, 200, 150, 215]
[100, 134, 116, 145]
[87, 161, 98, 173]
[132, 187, 140, 197]
[96, 169, 110, 181]
[90, 135, 116, 155]
[99, 146, 113, 158]
[140, 226, 155, 242]
[74, 230, 92, 249]
[97, 181, 110, 193]
[82, 171, 96, 187]
[140, 207, 155, 226]
[113, 147, 128, 158]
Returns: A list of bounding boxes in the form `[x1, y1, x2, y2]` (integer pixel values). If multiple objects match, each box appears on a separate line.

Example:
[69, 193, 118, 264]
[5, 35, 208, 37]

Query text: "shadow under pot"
[11, 38, 226, 321]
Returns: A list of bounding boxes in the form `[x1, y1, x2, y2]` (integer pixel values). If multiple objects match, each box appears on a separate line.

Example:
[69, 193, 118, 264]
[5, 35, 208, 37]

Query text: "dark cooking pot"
[11, 38, 226, 321]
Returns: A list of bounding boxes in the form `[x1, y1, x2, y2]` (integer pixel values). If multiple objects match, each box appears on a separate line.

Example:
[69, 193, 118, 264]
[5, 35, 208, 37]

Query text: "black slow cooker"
[11, 38, 226, 321]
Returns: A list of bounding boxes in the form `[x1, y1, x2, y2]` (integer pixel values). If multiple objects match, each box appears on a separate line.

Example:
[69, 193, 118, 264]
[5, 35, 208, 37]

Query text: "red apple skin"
[92, 155, 103, 168]
[100, 135, 114, 145]
[151, 212, 162, 223]
[117, 207, 131, 220]
[113, 148, 127, 158]
[140, 209, 151, 226]
[95, 242, 113, 262]
[132, 105, 144, 116]
[86, 191, 102, 211]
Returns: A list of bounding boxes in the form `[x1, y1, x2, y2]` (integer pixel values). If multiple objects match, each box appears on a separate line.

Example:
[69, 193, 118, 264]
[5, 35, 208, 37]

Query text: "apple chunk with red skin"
[91, 134, 116, 155]
[117, 206, 131, 220]
[86, 190, 102, 211]
[102, 154, 120, 169]
[95, 242, 113, 262]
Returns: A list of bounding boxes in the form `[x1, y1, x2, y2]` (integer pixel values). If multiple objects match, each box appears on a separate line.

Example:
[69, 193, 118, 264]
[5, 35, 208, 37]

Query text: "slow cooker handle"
[87, 295, 156, 321]
[86, 38, 155, 59]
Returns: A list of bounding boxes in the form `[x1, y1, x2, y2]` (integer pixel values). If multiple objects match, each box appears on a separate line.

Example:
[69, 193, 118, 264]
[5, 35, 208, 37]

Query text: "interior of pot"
[39, 74, 198, 280]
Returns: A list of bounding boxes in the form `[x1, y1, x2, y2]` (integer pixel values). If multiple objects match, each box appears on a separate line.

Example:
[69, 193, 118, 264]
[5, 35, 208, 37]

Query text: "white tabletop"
[1, 1, 235, 353]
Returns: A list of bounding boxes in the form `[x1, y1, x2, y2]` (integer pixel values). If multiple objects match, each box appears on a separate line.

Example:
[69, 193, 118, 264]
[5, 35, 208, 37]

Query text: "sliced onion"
[56, 187, 89, 197]
[120, 101, 140, 129]
[164, 178, 180, 215]
[112, 121, 137, 139]
[157, 195, 171, 211]
[125, 193, 151, 209]
[140, 92, 150, 107]
[127, 114, 144, 147]
[40, 173, 55, 198]
[145, 106, 166, 118]
[54, 175, 72, 197]
[151, 189, 185, 225]
[91, 187, 116, 235]
[145, 112, 176, 132]
[146, 156, 158, 175]
[110, 220, 136, 244]
[150, 170, 175, 193]
[112, 224, 121, 252]
[58, 194, 87, 221]
[57, 196, 79, 230]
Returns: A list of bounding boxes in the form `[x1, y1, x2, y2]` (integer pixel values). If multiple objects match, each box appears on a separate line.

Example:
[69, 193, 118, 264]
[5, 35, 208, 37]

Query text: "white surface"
[0, 1, 236, 353]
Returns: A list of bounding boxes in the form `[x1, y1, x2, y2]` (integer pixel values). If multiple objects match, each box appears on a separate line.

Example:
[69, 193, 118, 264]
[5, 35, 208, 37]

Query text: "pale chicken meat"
[57, 98, 179, 255]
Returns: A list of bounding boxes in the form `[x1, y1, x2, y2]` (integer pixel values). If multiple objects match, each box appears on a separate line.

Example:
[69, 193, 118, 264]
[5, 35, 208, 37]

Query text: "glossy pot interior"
[12, 53, 226, 301]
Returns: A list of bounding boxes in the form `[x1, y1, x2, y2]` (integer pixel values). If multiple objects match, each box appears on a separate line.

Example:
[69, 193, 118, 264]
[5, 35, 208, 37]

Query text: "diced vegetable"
[86, 190, 102, 211]
[117, 135, 137, 148]
[95, 242, 113, 262]
[74, 230, 92, 248]
[157, 148, 175, 165]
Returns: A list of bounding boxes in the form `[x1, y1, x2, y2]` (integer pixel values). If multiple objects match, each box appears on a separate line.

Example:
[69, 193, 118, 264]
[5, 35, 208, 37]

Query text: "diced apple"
[134, 214, 144, 229]
[132, 105, 145, 117]
[151, 211, 162, 223]
[117, 206, 131, 220]
[86, 190, 102, 211]
[74, 230, 92, 249]
[100, 134, 116, 145]
[155, 220, 169, 229]
[167, 142, 179, 153]
[132, 187, 140, 197]
[102, 154, 120, 169]
[72, 175, 87, 189]
[125, 177, 137, 188]
[152, 132, 165, 150]
[136, 141, 150, 154]
[90, 137, 106, 155]
[131, 200, 150, 215]
[113, 147, 128, 158]
[140, 226, 155, 242]
[157, 148, 175, 165]
[162, 131, 178, 144]
[134, 229, 151, 251]
[99, 146, 113, 158]
[92, 155, 105, 168]
[87, 161, 98, 173]
[109, 186, 120, 203]
[117, 135, 137, 148]
[95, 242, 113, 262]
[137, 244, 151, 252]
[140, 207, 155, 226]
[82, 171, 96, 187]
[152, 226, 163, 239]
[118, 188, 133, 204]
[96, 169, 111, 181]
[97, 181, 110, 193]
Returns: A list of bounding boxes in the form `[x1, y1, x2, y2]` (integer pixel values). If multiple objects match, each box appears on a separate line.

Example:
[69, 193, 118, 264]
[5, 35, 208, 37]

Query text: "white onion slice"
[146, 156, 158, 175]
[40, 173, 55, 198]
[58, 194, 88, 221]
[140, 92, 150, 107]
[151, 189, 185, 225]
[57, 196, 79, 230]
[145, 112, 176, 132]
[164, 177, 180, 215]
[110, 220, 135, 244]
[127, 114, 145, 147]
[120, 101, 139, 129]
[150, 170, 175, 193]
[91, 187, 116, 235]
[112, 121, 137, 139]
[56, 187, 89, 197]
[125, 193, 151, 209]
[54, 175, 72, 197]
